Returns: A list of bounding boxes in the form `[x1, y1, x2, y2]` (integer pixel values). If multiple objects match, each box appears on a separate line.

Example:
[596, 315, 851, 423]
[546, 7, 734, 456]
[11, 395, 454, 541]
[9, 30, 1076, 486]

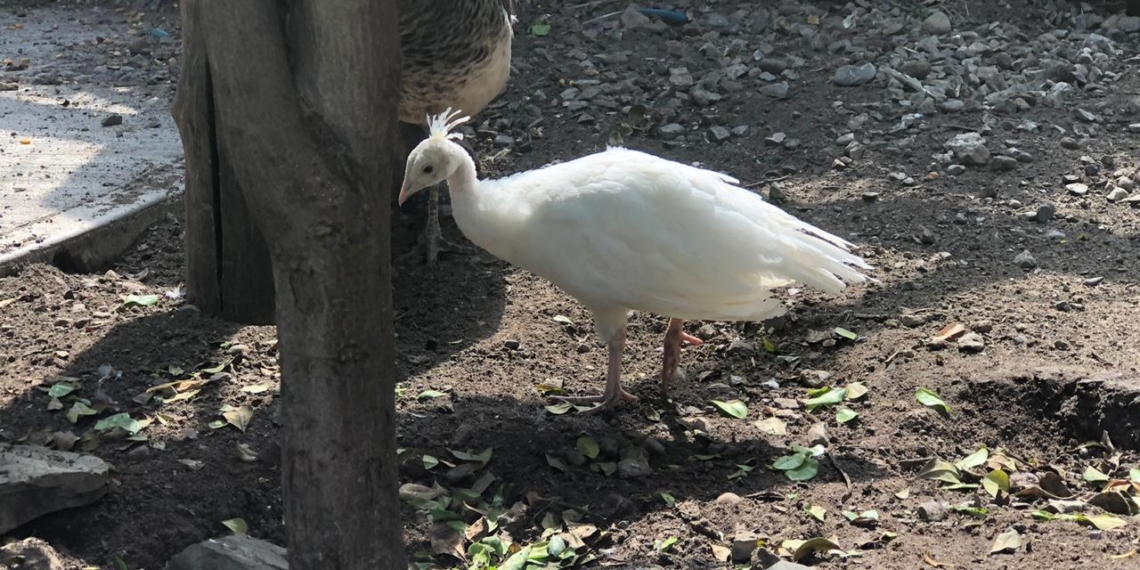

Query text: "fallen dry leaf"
[932, 323, 967, 342]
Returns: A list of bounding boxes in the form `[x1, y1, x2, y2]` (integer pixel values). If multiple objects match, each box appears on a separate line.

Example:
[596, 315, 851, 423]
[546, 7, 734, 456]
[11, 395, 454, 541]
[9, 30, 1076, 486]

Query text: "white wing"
[498, 148, 870, 322]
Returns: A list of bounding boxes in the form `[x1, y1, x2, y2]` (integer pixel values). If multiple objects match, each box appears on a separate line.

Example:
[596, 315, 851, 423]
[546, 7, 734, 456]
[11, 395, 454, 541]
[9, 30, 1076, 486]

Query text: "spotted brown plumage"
[396, 0, 515, 264]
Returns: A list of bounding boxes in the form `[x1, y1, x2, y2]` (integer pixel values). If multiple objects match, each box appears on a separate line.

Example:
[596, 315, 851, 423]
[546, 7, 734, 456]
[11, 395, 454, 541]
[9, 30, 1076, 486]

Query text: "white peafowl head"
[398, 108, 471, 206]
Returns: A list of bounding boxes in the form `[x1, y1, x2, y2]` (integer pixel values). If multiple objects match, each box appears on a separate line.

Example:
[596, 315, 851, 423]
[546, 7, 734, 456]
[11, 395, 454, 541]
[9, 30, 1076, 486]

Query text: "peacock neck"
[445, 147, 480, 195]
[445, 149, 522, 264]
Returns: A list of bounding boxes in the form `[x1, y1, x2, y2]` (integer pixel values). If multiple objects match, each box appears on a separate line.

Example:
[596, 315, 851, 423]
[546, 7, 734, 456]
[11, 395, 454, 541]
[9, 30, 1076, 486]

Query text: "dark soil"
[3, 1, 1140, 569]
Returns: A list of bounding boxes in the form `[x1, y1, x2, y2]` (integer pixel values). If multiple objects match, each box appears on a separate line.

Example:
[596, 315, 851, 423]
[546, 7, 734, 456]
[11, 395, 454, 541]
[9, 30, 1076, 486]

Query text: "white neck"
[445, 146, 480, 195]
[442, 144, 524, 264]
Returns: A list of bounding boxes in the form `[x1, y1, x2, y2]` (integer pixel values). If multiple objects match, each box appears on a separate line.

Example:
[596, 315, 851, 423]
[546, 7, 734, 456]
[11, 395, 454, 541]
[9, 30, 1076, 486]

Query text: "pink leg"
[555, 328, 635, 414]
[661, 318, 703, 394]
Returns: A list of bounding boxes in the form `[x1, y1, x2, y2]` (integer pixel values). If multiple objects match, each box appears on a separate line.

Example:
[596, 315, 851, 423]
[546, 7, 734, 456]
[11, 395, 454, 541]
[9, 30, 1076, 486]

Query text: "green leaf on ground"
[711, 399, 748, 419]
[916, 387, 951, 413]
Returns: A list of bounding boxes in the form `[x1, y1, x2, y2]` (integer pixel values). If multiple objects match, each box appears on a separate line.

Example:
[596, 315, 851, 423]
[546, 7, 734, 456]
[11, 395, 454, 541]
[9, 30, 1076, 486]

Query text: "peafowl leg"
[661, 318, 704, 394]
[399, 183, 476, 266]
[555, 329, 636, 414]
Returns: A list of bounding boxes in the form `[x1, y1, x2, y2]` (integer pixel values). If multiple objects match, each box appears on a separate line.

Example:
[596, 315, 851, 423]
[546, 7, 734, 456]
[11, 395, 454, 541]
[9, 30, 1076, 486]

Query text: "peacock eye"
[422, 165, 434, 174]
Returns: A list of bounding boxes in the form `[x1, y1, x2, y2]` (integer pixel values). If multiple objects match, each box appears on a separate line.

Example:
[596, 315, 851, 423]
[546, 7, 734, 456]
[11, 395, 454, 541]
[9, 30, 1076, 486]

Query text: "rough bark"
[175, 0, 403, 568]
[172, 1, 276, 325]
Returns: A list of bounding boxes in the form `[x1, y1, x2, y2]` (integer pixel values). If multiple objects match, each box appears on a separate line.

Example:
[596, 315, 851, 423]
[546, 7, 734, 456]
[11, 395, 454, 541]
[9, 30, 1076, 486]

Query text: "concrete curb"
[0, 190, 182, 277]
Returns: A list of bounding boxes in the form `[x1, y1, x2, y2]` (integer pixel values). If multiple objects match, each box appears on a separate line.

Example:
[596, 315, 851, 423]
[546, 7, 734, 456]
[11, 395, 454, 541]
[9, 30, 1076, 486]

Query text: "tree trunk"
[172, 1, 404, 568]
[172, 0, 276, 325]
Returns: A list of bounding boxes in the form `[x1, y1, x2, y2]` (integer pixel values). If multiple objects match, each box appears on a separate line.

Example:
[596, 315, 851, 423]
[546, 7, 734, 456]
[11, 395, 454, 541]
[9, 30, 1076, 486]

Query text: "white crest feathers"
[427, 108, 470, 141]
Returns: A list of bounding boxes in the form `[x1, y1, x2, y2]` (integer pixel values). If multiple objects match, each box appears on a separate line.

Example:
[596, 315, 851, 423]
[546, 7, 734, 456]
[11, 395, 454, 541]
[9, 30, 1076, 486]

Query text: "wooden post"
[172, 11, 276, 325]
[173, 0, 404, 567]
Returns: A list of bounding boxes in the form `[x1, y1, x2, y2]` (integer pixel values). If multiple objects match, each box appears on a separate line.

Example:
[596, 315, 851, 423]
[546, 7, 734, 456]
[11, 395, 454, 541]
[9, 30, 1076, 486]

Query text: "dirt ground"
[3, 0, 1140, 569]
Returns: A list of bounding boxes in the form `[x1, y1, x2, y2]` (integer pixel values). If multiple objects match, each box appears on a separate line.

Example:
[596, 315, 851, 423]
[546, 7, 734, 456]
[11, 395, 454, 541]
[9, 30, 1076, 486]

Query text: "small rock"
[493, 134, 514, 147]
[900, 314, 927, 327]
[617, 451, 653, 479]
[1118, 15, 1140, 33]
[1084, 276, 1104, 287]
[764, 132, 786, 146]
[758, 82, 790, 99]
[834, 62, 876, 86]
[947, 164, 967, 175]
[716, 492, 743, 505]
[918, 501, 948, 522]
[1033, 203, 1055, 223]
[1013, 250, 1037, 269]
[992, 156, 1017, 171]
[727, 340, 756, 356]
[1107, 187, 1129, 202]
[836, 132, 855, 145]
[0, 538, 65, 570]
[166, 536, 287, 570]
[1060, 137, 1081, 150]
[807, 422, 829, 446]
[767, 562, 811, 570]
[658, 123, 685, 138]
[101, 114, 123, 127]
[503, 339, 520, 350]
[922, 11, 952, 34]
[901, 60, 932, 80]
[128, 37, 150, 55]
[709, 125, 732, 143]
[939, 99, 965, 113]
[731, 532, 760, 563]
[0, 444, 110, 534]
[944, 132, 990, 166]
[957, 332, 985, 353]
[620, 5, 652, 28]
[1065, 183, 1089, 196]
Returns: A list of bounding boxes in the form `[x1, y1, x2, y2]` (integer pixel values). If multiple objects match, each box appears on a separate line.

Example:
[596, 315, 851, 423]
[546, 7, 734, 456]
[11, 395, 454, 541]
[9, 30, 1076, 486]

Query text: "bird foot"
[554, 388, 638, 414]
[399, 226, 476, 266]
[661, 320, 704, 394]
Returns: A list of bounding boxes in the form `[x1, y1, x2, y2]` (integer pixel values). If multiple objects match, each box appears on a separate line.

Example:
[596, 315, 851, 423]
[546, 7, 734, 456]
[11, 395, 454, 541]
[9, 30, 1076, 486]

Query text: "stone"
[617, 453, 653, 479]
[0, 444, 110, 534]
[900, 60, 931, 80]
[731, 532, 760, 563]
[918, 501, 948, 522]
[957, 332, 985, 353]
[0, 538, 65, 570]
[807, 422, 829, 446]
[716, 492, 743, 505]
[619, 5, 652, 28]
[1118, 15, 1140, 33]
[939, 99, 965, 113]
[658, 123, 685, 138]
[922, 11, 952, 34]
[947, 164, 967, 175]
[166, 536, 288, 570]
[758, 82, 790, 99]
[1013, 250, 1037, 269]
[992, 156, 1017, 171]
[709, 125, 732, 143]
[834, 62, 876, 86]
[1065, 183, 1089, 196]
[1033, 203, 1055, 222]
[1107, 187, 1129, 202]
[767, 562, 811, 570]
[101, 114, 123, 127]
[764, 132, 786, 146]
[944, 133, 990, 166]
